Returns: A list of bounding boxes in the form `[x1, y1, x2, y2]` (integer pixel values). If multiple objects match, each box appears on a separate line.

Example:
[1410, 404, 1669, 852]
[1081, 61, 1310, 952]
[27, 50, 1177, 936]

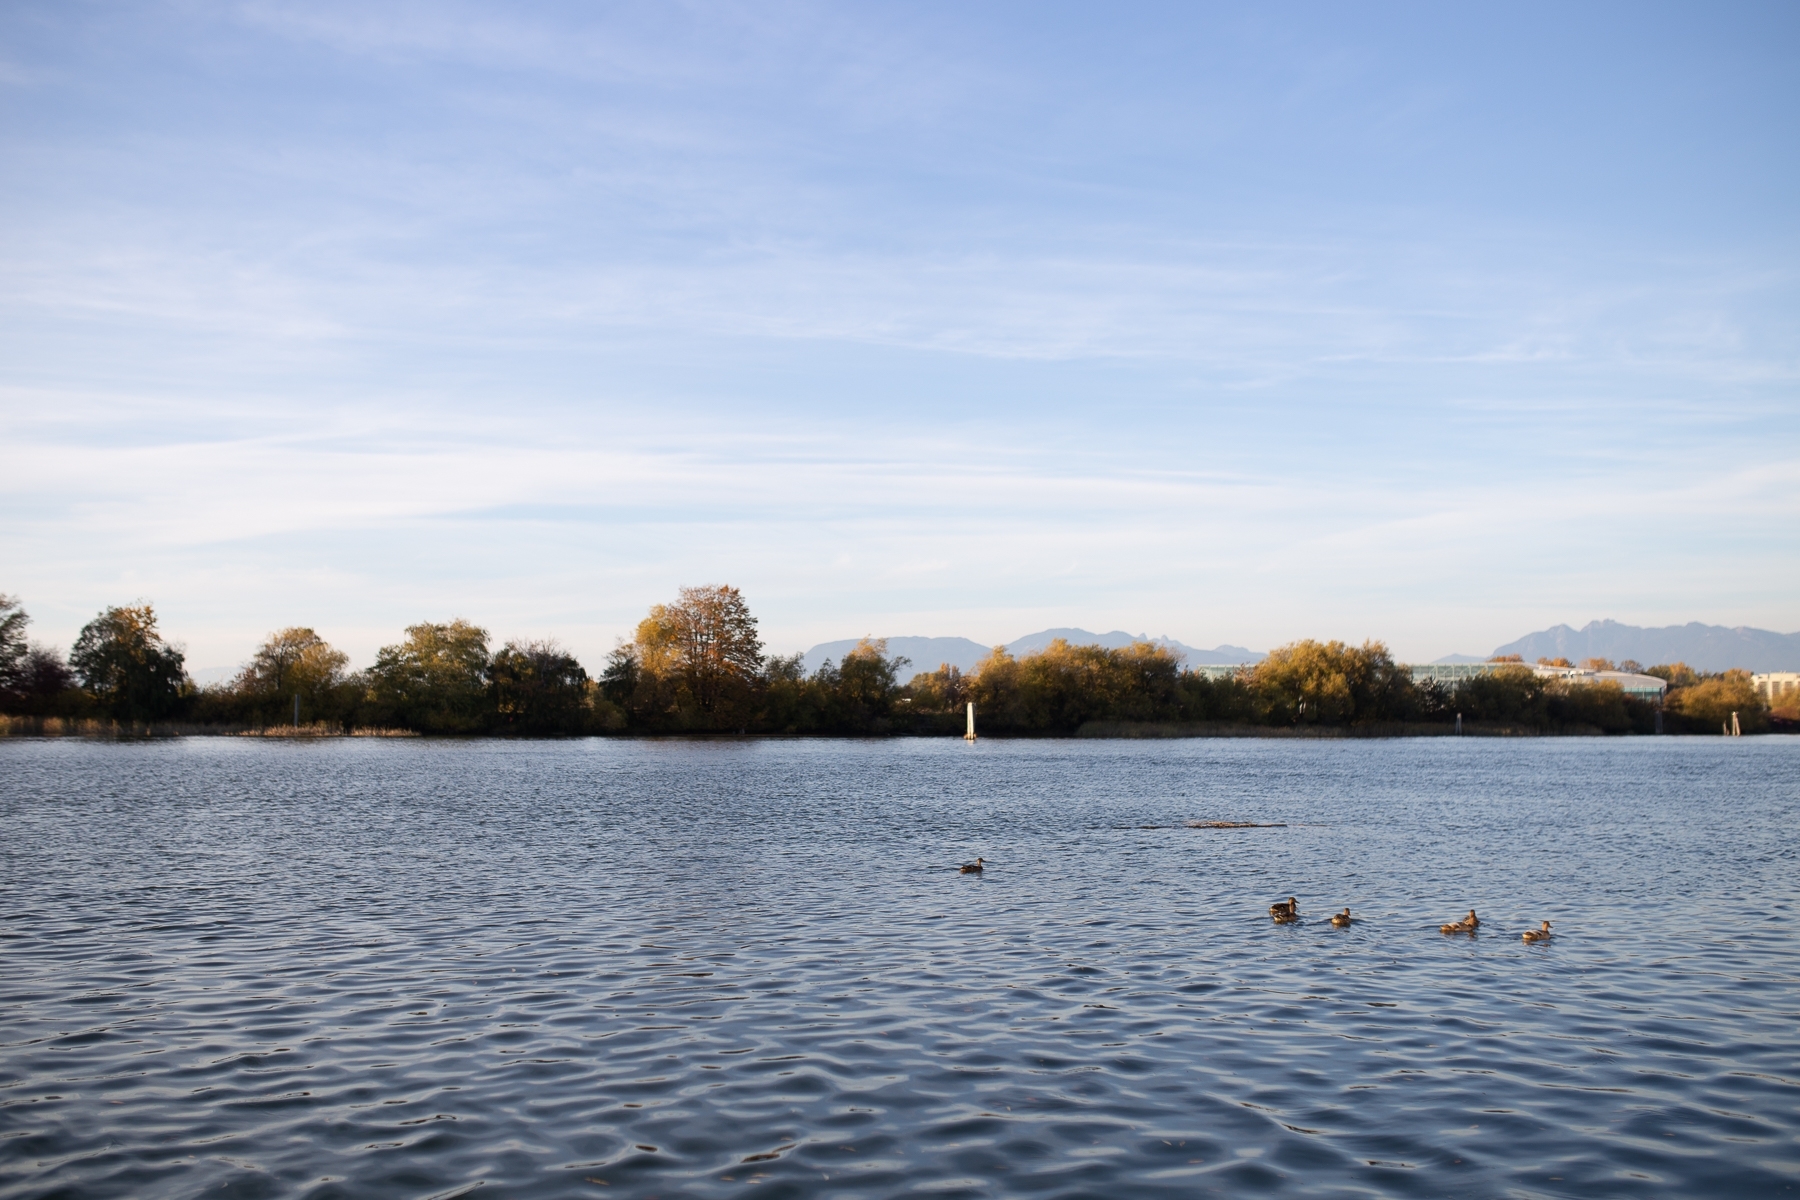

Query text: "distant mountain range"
[1488, 620, 1800, 673]
[801, 628, 1265, 676]
[801, 618, 1800, 678]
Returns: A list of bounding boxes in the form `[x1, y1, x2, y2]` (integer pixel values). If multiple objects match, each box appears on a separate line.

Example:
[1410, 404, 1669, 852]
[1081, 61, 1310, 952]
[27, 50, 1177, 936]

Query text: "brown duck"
[1439, 909, 1480, 935]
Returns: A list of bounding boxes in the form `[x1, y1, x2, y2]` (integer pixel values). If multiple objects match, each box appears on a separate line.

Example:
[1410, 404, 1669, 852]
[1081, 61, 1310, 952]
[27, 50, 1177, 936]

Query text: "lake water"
[1, 736, 1797, 1199]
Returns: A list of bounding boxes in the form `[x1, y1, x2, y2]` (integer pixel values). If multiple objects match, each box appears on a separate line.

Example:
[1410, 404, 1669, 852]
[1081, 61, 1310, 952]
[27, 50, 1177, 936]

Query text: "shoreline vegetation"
[2, 587, 1789, 740]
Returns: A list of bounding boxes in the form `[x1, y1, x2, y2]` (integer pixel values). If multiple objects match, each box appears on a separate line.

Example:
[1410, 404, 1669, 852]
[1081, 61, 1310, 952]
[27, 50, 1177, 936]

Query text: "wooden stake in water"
[965, 701, 977, 742]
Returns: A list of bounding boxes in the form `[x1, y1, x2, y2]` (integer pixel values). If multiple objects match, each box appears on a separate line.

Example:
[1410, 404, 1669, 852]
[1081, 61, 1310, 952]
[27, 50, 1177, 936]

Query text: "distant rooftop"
[1407, 661, 1667, 699]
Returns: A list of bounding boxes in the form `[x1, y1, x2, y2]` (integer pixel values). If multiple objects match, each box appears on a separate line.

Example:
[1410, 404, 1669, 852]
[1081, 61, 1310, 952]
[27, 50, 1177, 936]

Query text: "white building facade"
[1406, 662, 1668, 702]
[1752, 673, 1800, 706]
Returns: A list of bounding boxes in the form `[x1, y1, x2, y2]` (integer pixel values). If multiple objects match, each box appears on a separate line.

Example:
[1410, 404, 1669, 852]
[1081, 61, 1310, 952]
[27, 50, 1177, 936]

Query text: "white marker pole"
[965, 701, 977, 741]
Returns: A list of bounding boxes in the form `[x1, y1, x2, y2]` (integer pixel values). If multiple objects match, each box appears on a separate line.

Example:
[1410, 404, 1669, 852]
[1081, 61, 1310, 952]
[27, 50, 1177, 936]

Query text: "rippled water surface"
[2, 737, 1798, 1199]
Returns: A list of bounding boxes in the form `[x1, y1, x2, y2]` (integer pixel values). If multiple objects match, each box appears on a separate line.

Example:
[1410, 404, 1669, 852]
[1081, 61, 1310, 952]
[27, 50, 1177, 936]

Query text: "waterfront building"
[1752, 672, 1800, 705]
[1406, 662, 1668, 702]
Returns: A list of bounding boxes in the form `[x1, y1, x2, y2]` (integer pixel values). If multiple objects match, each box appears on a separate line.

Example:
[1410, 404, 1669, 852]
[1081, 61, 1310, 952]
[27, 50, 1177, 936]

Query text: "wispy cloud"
[3, 2, 1796, 665]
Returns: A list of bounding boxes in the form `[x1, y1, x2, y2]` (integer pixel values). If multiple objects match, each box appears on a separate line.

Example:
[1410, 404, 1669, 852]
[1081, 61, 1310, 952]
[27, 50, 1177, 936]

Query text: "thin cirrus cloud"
[0, 0, 1796, 670]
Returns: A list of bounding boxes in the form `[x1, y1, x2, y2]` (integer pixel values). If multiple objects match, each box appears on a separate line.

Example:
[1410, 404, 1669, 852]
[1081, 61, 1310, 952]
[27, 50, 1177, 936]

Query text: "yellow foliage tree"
[231, 627, 353, 724]
[1666, 669, 1767, 734]
[1250, 639, 1414, 725]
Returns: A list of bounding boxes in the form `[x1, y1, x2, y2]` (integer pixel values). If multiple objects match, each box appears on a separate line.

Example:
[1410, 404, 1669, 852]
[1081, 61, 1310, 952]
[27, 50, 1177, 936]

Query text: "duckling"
[1268, 896, 1298, 919]
[1439, 909, 1480, 935]
[1521, 920, 1553, 943]
[1330, 908, 1353, 928]
[959, 857, 985, 874]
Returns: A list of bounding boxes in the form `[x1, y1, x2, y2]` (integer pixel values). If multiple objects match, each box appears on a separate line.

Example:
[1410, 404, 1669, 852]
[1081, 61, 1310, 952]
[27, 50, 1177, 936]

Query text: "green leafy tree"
[14, 647, 80, 716]
[0, 594, 26, 695]
[1452, 665, 1548, 727]
[69, 603, 190, 721]
[0, 595, 84, 717]
[1546, 679, 1641, 733]
[600, 643, 643, 706]
[365, 619, 491, 732]
[489, 640, 590, 734]
[759, 652, 830, 733]
[828, 638, 910, 729]
[1175, 669, 1258, 723]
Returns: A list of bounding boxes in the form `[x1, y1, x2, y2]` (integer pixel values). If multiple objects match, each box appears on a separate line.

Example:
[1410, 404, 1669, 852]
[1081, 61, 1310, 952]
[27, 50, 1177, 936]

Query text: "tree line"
[0, 589, 1781, 736]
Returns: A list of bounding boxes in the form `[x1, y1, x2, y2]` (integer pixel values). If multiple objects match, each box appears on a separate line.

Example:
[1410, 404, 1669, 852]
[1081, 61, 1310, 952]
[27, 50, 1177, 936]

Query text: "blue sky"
[3, 1, 1796, 671]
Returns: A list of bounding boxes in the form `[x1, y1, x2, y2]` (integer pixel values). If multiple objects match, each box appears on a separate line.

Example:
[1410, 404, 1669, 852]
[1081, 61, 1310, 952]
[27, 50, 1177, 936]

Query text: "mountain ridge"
[1491, 619, 1800, 673]
[801, 629, 1266, 677]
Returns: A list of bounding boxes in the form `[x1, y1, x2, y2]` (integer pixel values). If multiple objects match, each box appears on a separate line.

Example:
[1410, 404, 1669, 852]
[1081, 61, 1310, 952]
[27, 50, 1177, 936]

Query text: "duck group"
[1264, 897, 1555, 942]
[953, 865, 1555, 942]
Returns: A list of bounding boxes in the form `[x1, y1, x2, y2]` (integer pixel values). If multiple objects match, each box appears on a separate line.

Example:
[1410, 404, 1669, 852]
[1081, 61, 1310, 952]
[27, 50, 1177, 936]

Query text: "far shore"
[5, 715, 1793, 741]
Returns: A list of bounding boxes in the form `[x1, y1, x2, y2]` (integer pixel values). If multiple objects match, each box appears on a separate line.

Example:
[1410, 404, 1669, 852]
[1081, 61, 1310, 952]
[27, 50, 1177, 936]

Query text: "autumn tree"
[906, 662, 971, 714]
[70, 603, 190, 721]
[1645, 662, 1699, 689]
[665, 585, 764, 718]
[955, 639, 1190, 733]
[613, 585, 764, 729]
[231, 627, 354, 724]
[1250, 639, 1417, 726]
[1666, 669, 1767, 734]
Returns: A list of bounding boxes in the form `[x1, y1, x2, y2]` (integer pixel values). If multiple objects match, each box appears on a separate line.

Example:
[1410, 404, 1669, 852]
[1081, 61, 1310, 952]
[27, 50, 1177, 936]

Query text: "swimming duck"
[1269, 896, 1298, 919]
[1440, 909, 1480, 935]
[1330, 908, 1353, 928]
[1522, 921, 1553, 943]
[960, 857, 985, 874]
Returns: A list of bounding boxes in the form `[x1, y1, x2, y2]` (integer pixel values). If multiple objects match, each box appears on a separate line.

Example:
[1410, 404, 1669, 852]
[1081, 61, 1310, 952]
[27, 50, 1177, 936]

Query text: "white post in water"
[1732, 711, 1741, 737]
[965, 701, 977, 741]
